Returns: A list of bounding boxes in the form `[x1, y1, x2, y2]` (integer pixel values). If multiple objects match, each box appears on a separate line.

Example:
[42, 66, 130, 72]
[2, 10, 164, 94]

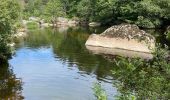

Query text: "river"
[0, 26, 169, 100]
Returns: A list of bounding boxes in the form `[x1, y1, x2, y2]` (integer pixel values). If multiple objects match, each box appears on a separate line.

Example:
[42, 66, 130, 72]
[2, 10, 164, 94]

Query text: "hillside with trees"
[22, 0, 170, 28]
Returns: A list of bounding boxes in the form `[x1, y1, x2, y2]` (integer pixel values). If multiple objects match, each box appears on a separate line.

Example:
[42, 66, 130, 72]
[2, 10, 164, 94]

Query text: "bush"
[14, 22, 25, 29]
[135, 16, 155, 28]
[0, 0, 20, 61]
[93, 83, 107, 100]
[93, 44, 170, 100]
[166, 31, 170, 41]
[0, 35, 12, 61]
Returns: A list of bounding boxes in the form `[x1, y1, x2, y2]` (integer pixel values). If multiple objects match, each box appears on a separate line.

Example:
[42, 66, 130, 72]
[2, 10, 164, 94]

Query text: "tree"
[76, 0, 94, 22]
[24, 0, 43, 17]
[22, 0, 170, 28]
[94, 45, 170, 100]
[94, 0, 116, 24]
[0, 0, 20, 61]
[45, 0, 64, 23]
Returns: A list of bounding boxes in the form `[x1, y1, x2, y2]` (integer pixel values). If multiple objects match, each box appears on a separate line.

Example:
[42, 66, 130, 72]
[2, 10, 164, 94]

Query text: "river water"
[0, 26, 169, 100]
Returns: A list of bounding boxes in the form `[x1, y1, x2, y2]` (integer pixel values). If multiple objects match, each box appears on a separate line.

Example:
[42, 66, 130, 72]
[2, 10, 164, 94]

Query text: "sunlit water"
[8, 27, 117, 100]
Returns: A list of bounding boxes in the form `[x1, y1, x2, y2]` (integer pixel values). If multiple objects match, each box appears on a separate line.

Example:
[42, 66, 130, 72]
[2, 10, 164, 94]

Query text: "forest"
[22, 0, 170, 28]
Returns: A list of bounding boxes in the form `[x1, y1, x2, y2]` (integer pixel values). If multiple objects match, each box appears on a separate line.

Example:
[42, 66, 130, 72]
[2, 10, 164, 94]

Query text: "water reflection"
[20, 27, 115, 80]
[0, 63, 23, 99]
[10, 27, 116, 99]
[11, 27, 169, 99]
[86, 45, 153, 59]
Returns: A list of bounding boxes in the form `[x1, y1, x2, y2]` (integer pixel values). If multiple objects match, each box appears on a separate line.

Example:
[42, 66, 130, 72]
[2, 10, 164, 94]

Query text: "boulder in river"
[85, 24, 155, 58]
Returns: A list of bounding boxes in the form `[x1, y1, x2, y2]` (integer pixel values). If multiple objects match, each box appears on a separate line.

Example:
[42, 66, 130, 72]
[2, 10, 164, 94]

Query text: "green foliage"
[44, 0, 65, 22]
[14, 22, 25, 29]
[76, 0, 93, 21]
[92, 44, 170, 99]
[22, 0, 170, 28]
[112, 44, 170, 99]
[0, 0, 20, 61]
[0, 0, 20, 34]
[166, 31, 170, 40]
[24, 0, 43, 17]
[93, 83, 107, 100]
[26, 22, 39, 29]
[0, 35, 12, 61]
[165, 26, 170, 41]
[135, 16, 155, 29]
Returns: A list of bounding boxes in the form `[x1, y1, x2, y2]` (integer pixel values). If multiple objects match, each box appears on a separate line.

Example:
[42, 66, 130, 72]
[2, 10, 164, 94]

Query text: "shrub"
[93, 83, 107, 100]
[135, 16, 155, 28]
[93, 44, 170, 100]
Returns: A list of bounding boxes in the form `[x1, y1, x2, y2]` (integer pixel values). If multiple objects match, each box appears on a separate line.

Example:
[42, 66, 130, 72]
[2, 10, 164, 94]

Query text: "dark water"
[0, 27, 169, 100]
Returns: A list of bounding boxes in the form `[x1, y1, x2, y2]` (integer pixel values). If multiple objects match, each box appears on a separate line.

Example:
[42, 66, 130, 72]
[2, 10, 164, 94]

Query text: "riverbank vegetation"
[0, 0, 20, 62]
[22, 0, 170, 28]
[1, 0, 168, 61]
[94, 44, 170, 100]
[26, 22, 39, 29]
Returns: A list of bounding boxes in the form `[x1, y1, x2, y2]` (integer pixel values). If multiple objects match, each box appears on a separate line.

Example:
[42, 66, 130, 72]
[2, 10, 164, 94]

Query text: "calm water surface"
[8, 27, 117, 100]
[1, 27, 169, 100]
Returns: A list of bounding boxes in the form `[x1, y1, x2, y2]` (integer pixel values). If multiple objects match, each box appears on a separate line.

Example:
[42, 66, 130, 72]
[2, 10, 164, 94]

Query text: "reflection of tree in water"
[0, 63, 23, 100]
[23, 29, 53, 48]
[19, 27, 114, 80]
[51, 28, 114, 80]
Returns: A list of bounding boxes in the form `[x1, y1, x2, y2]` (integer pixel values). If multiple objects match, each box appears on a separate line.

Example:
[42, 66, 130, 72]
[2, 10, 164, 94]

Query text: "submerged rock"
[85, 24, 155, 58]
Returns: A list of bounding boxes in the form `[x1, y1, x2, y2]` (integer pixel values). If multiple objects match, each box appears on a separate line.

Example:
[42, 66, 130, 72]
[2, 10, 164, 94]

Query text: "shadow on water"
[0, 63, 23, 100]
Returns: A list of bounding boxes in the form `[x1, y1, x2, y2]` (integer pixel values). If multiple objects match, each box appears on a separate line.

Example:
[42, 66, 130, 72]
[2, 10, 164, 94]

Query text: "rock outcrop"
[85, 24, 155, 55]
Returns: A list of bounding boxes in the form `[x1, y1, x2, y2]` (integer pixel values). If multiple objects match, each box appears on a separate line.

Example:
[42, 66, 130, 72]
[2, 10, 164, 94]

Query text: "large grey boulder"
[85, 24, 155, 54]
